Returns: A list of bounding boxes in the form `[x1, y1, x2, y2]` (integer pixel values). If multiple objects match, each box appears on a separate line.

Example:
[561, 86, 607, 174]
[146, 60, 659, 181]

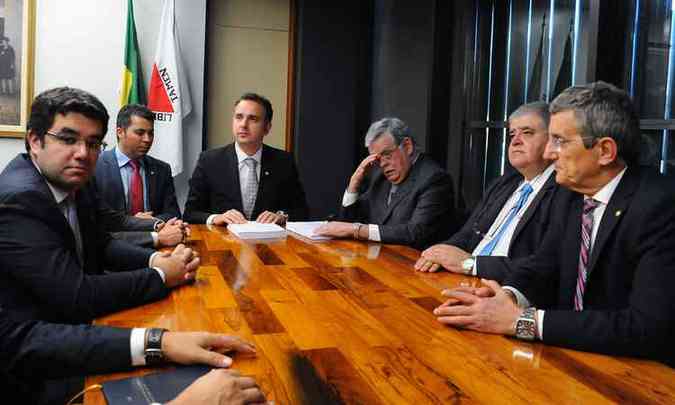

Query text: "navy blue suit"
[0, 308, 132, 404]
[95, 149, 180, 246]
[503, 167, 675, 365]
[0, 154, 169, 324]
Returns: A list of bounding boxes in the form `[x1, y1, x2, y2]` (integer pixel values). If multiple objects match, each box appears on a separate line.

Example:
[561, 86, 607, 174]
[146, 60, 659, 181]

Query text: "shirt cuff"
[368, 224, 381, 241]
[537, 309, 545, 340]
[151, 231, 159, 247]
[342, 190, 359, 207]
[130, 328, 147, 366]
[502, 286, 531, 308]
[206, 214, 218, 225]
[153, 267, 166, 283]
[472, 258, 478, 276]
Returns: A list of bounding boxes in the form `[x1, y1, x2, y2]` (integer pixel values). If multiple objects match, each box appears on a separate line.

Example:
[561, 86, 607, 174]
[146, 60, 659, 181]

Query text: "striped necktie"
[574, 198, 600, 311]
[242, 157, 258, 219]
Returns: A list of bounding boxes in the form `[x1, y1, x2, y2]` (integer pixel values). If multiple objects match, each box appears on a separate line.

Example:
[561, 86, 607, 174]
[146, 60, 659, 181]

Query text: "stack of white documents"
[227, 222, 287, 239]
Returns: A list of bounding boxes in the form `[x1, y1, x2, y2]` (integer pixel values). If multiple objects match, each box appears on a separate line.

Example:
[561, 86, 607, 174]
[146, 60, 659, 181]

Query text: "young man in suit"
[95, 104, 186, 248]
[0, 308, 263, 405]
[315, 117, 455, 249]
[415, 102, 560, 284]
[434, 82, 675, 366]
[184, 93, 308, 225]
[0, 87, 199, 325]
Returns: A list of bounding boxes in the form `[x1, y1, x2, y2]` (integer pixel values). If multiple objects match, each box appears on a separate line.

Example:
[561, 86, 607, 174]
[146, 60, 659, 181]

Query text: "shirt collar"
[30, 158, 70, 204]
[588, 166, 628, 206]
[114, 146, 141, 168]
[522, 164, 555, 191]
[234, 142, 262, 165]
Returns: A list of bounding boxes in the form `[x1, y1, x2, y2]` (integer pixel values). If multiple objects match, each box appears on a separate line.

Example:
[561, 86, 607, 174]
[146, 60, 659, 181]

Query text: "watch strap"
[144, 328, 168, 366]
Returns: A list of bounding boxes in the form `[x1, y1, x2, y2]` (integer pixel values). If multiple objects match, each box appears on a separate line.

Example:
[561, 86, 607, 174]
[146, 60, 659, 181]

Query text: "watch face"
[516, 319, 536, 340]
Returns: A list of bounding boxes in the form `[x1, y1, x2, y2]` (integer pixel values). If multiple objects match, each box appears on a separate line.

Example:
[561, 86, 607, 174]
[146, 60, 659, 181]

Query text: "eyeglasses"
[45, 131, 107, 153]
[378, 139, 410, 161]
[549, 135, 596, 152]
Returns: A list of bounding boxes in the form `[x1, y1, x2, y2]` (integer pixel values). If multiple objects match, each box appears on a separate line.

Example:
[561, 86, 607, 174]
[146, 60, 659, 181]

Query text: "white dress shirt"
[472, 164, 555, 261]
[505, 167, 627, 339]
[206, 143, 262, 225]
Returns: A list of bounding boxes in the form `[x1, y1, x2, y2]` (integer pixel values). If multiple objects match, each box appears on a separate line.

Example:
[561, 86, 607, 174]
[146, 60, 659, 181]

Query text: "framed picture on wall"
[0, 0, 34, 138]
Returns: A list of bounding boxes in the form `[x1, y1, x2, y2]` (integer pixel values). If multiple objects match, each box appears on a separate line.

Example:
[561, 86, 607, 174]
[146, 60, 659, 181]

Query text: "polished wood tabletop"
[85, 225, 675, 404]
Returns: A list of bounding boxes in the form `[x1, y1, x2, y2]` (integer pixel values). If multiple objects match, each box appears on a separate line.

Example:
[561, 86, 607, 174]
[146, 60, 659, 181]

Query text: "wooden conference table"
[85, 225, 675, 404]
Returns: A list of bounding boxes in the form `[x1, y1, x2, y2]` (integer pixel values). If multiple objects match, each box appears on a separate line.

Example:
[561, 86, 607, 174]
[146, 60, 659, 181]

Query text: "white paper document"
[286, 221, 332, 240]
[227, 222, 287, 239]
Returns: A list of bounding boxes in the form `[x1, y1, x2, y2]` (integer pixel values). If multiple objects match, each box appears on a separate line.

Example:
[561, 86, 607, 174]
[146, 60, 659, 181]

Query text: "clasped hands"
[213, 209, 282, 226]
[433, 279, 523, 336]
[150, 243, 201, 288]
[155, 217, 191, 247]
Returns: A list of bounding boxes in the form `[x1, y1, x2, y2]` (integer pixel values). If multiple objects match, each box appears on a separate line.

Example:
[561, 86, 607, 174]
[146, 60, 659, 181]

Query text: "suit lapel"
[509, 173, 556, 248]
[254, 146, 271, 216]
[104, 150, 127, 211]
[586, 168, 637, 275]
[227, 145, 244, 212]
[144, 157, 158, 211]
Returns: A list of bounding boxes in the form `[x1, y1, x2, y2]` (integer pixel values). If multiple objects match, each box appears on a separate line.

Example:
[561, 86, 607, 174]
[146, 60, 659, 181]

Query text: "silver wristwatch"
[461, 256, 475, 275]
[515, 307, 537, 341]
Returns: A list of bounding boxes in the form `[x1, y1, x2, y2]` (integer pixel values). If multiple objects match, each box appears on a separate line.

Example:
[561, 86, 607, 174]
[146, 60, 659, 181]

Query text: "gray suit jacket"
[339, 154, 455, 249]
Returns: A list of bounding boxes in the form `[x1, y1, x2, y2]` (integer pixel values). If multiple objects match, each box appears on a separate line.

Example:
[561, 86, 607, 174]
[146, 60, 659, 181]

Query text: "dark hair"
[234, 92, 273, 123]
[26, 87, 109, 152]
[116, 103, 154, 130]
[550, 81, 641, 165]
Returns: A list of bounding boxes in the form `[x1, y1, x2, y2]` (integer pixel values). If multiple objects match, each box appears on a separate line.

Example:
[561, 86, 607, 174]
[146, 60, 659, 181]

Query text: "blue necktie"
[479, 183, 534, 256]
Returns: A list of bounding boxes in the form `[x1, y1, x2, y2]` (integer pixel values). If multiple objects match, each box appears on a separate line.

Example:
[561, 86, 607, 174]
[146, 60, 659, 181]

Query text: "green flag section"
[120, 0, 145, 106]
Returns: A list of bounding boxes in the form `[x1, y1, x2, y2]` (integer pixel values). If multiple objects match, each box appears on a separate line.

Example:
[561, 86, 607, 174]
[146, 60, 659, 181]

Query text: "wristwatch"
[515, 307, 537, 341]
[144, 328, 168, 366]
[353, 222, 363, 240]
[461, 256, 475, 275]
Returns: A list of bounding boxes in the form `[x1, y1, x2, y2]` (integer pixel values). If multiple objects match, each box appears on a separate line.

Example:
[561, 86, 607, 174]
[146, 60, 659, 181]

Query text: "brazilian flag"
[120, 0, 145, 106]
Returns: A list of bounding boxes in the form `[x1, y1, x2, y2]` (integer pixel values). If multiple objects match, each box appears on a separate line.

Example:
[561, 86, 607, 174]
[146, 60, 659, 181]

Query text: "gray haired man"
[316, 117, 455, 249]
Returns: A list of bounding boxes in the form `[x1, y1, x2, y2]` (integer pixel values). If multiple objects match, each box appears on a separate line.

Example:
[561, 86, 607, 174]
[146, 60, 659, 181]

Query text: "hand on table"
[314, 221, 354, 238]
[213, 210, 248, 225]
[167, 369, 266, 405]
[162, 332, 256, 368]
[414, 244, 471, 273]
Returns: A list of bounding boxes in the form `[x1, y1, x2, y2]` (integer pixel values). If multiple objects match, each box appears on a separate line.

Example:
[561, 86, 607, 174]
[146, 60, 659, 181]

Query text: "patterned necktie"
[129, 159, 144, 215]
[61, 195, 84, 265]
[574, 198, 600, 311]
[242, 157, 258, 220]
[479, 183, 534, 256]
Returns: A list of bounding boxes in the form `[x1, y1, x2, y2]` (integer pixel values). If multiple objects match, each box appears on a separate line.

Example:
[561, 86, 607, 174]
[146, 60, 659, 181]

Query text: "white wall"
[0, 0, 207, 209]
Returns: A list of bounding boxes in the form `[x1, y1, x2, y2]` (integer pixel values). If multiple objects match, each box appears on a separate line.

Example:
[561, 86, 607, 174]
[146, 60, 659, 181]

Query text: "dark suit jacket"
[339, 154, 455, 249]
[0, 154, 169, 324]
[503, 166, 675, 365]
[184, 143, 309, 223]
[446, 170, 561, 283]
[95, 149, 181, 246]
[0, 308, 132, 404]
